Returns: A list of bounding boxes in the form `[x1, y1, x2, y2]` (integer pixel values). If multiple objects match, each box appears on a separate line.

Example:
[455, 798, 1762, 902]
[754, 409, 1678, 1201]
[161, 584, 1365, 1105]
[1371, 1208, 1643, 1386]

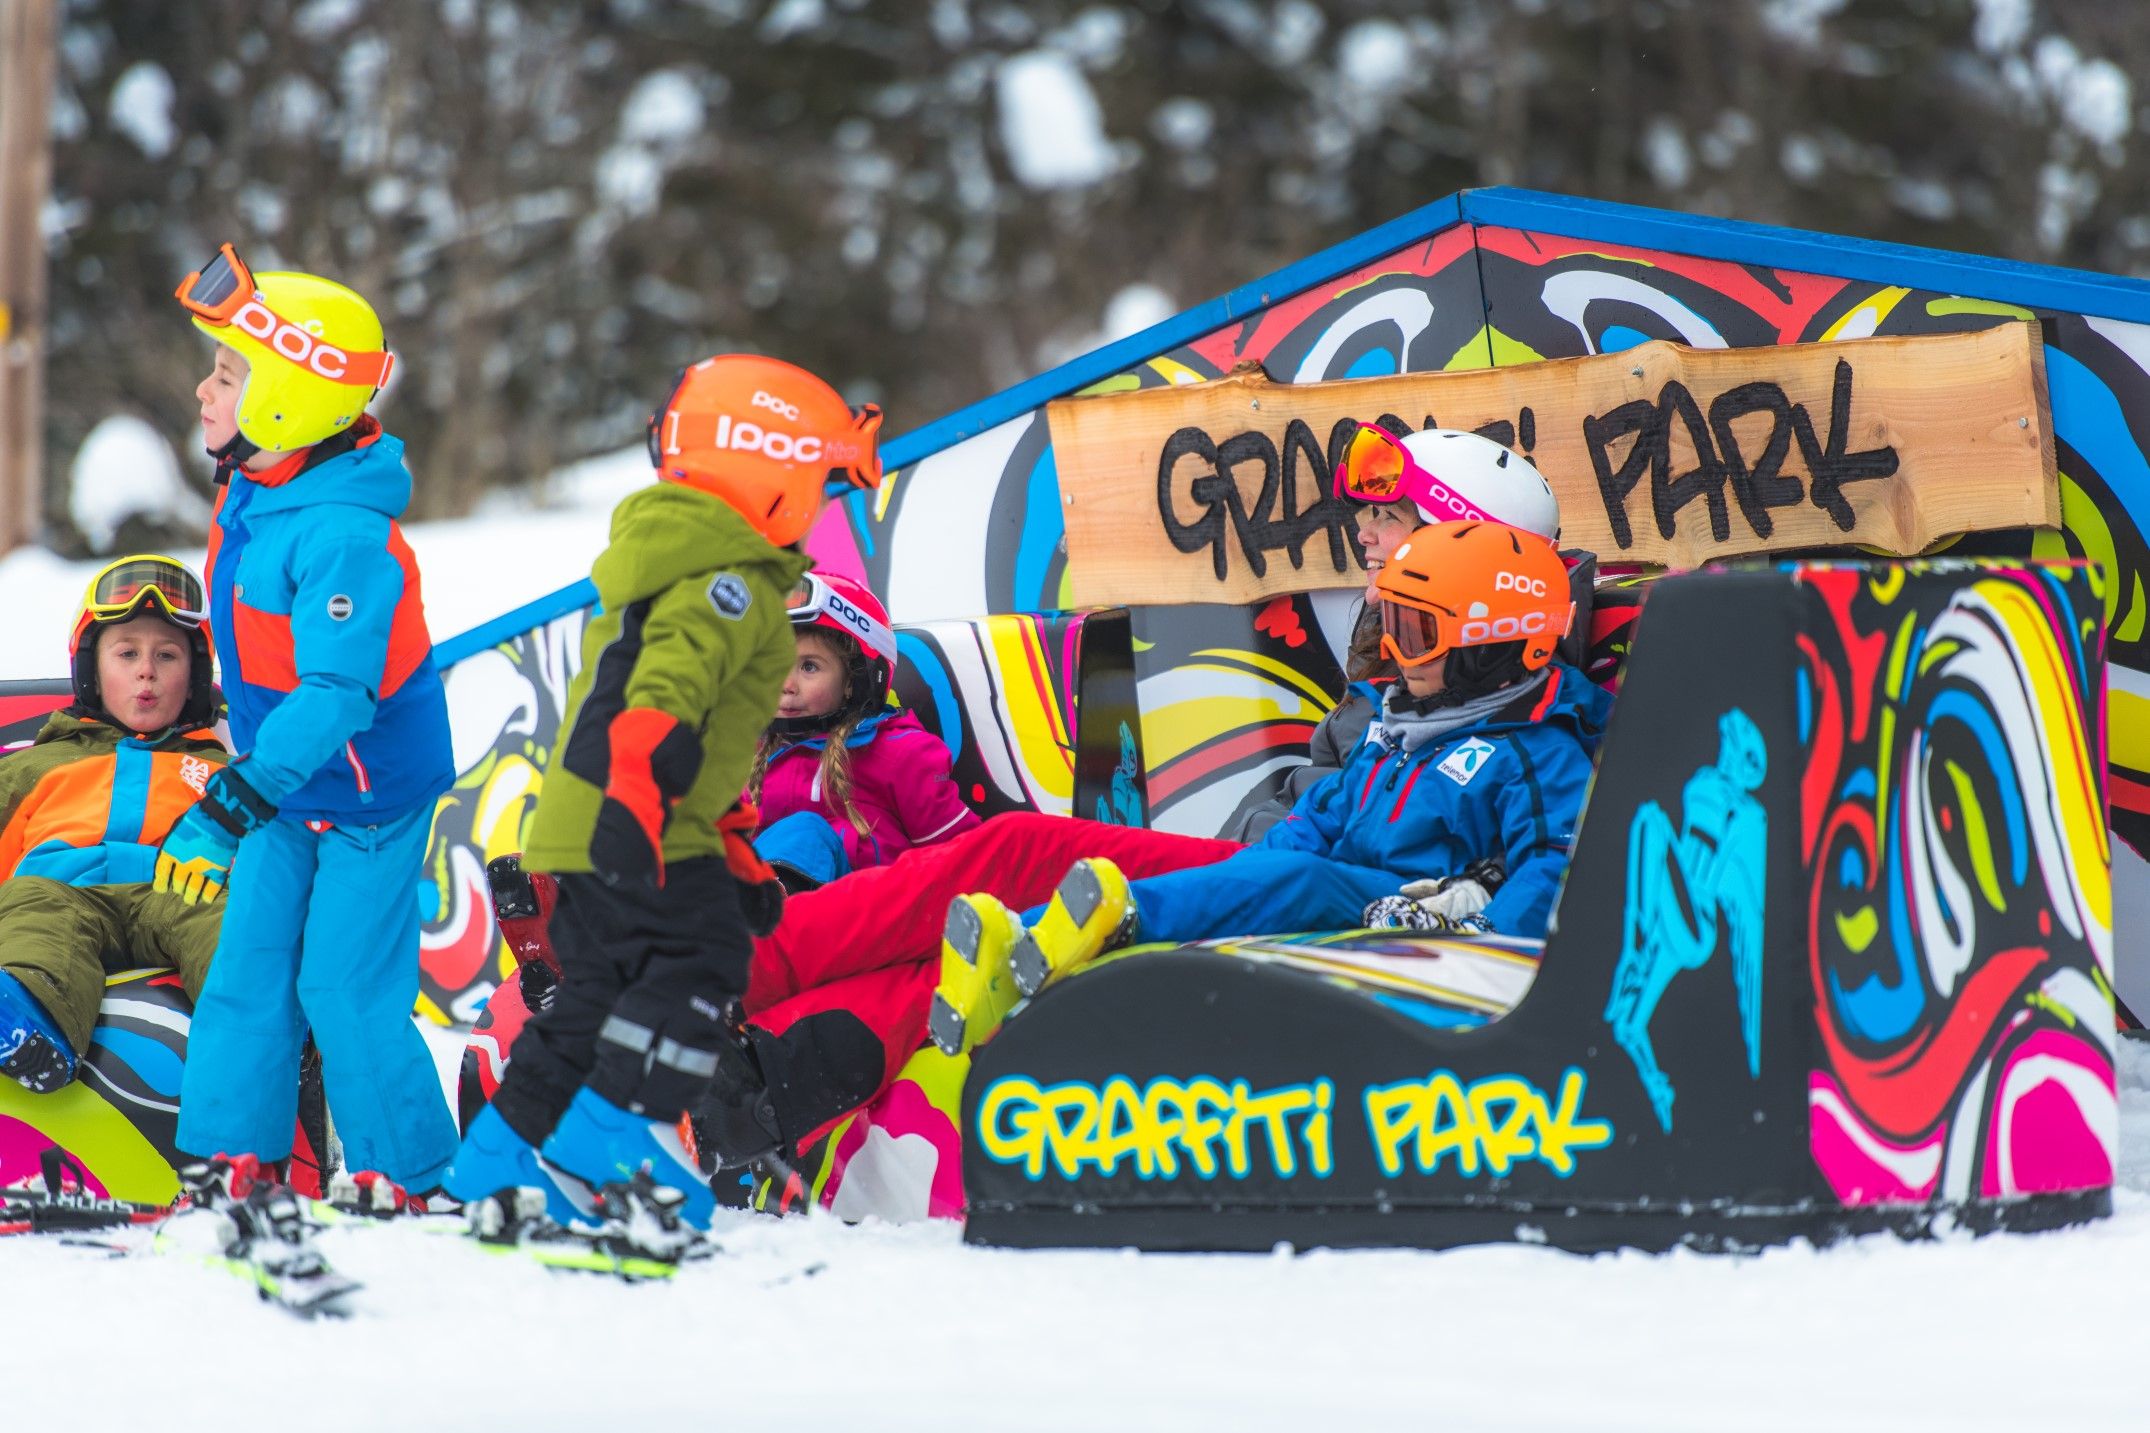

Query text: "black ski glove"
[717, 800, 786, 937]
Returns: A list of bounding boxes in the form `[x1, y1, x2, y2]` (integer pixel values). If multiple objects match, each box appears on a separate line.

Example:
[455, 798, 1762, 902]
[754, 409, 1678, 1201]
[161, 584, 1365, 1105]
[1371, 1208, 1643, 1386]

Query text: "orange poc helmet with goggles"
[176, 243, 395, 454]
[646, 354, 884, 547]
[68, 554, 217, 728]
[1374, 521, 1572, 673]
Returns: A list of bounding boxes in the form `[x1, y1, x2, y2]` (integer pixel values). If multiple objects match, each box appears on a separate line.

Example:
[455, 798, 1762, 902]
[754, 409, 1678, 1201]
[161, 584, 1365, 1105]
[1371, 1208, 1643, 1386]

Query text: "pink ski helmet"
[786, 570, 899, 716]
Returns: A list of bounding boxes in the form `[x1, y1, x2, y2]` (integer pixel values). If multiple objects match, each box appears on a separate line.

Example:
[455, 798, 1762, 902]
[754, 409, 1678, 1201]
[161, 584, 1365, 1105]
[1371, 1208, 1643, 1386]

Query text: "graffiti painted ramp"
[962, 559, 2118, 1253]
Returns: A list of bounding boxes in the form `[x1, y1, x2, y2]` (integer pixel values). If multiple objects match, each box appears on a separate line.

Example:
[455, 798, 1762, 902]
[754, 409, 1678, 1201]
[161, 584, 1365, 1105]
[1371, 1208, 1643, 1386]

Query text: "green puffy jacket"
[522, 483, 813, 874]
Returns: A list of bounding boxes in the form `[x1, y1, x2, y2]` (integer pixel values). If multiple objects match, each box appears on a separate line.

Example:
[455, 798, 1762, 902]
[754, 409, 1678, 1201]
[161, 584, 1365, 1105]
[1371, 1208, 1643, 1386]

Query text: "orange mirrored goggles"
[1336, 422, 1499, 522]
[176, 243, 394, 388]
[83, 556, 207, 629]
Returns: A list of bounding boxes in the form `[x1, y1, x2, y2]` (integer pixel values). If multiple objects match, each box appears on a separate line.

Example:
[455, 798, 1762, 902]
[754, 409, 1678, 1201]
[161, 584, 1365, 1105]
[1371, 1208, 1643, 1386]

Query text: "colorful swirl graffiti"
[0, 970, 196, 1204]
[892, 614, 1083, 820]
[0, 684, 71, 753]
[417, 609, 586, 1024]
[1472, 226, 2150, 857]
[1796, 563, 2115, 1205]
[0, 970, 331, 1201]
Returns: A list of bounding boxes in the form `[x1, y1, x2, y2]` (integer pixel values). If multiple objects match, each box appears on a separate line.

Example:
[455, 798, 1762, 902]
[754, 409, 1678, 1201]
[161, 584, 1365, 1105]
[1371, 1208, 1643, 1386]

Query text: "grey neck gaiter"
[1380, 668, 1549, 754]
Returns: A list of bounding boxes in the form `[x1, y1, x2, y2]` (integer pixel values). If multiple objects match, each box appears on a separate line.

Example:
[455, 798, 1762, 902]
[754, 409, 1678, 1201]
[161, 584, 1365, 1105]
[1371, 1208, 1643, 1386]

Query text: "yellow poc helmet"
[176, 244, 396, 454]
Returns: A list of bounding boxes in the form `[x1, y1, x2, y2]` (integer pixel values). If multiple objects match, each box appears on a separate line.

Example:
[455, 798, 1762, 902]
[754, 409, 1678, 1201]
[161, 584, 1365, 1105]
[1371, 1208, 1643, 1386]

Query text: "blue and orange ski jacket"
[1258, 660, 1612, 938]
[206, 417, 452, 821]
[0, 710, 230, 886]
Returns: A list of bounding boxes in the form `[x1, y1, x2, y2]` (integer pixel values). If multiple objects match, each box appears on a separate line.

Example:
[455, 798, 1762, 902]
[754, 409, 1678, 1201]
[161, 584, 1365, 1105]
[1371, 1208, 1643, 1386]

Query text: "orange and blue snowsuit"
[176, 417, 459, 1188]
[0, 710, 228, 1056]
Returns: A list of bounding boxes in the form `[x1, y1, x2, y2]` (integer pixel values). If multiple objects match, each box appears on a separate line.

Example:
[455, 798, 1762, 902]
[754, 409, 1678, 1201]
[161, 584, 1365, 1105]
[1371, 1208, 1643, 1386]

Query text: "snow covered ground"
[5, 1035, 2148, 1430]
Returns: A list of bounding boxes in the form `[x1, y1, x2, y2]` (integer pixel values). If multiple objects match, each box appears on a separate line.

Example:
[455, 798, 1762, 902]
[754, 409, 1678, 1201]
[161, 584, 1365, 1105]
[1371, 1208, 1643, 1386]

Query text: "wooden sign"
[1048, 324, 2057, 607]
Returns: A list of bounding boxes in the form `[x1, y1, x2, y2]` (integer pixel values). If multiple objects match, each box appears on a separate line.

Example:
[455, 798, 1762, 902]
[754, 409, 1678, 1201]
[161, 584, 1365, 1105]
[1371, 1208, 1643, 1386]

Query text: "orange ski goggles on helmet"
[176, 243, 394, 388]
[1335, 421, 1497, 522]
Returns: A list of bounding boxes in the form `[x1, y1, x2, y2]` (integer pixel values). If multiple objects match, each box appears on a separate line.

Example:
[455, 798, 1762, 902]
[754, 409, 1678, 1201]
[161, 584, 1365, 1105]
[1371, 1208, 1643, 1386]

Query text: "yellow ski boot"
[929, 893, 1026, 1056]
[1011, 857, 1135, 997]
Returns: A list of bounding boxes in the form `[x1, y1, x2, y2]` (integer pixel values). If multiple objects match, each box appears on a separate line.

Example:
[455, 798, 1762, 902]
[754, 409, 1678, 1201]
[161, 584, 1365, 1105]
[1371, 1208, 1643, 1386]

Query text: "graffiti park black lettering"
[1585, 359, 1900, 550]
[1157, 418, 1362, 582]
[1794, 359, 1901, 529]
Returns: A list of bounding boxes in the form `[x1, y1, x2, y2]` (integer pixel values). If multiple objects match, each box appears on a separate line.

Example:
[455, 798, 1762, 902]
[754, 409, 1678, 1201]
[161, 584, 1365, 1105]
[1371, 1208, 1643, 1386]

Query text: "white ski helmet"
[1397, 429, 1562, 543]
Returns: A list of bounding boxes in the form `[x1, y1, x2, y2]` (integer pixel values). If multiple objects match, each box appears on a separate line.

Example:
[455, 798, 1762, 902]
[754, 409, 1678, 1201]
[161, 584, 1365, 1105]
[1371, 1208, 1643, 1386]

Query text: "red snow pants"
[740, 812, 1241, 1142]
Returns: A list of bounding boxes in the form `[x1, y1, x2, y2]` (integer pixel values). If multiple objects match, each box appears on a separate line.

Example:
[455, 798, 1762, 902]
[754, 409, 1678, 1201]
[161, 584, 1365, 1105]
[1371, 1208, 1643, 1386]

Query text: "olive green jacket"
[522, 484, 812, 874]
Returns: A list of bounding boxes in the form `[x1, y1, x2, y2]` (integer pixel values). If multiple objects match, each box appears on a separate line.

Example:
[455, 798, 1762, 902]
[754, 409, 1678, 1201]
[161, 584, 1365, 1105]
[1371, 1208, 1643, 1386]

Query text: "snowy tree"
[36, 0, 2150, 539]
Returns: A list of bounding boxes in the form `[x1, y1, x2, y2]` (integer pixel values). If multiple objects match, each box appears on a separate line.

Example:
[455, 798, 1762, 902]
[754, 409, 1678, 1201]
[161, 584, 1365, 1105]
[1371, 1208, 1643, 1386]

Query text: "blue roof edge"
[1459, 186, 2150, 325]
[435, 576, 598, 669]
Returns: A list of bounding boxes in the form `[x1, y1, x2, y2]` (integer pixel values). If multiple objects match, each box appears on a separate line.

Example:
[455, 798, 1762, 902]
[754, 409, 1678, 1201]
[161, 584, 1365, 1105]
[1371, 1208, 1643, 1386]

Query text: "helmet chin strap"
[768, 711, 843, 740]
[207, 429, 259, 479]
[1394, 642, 1532, 714]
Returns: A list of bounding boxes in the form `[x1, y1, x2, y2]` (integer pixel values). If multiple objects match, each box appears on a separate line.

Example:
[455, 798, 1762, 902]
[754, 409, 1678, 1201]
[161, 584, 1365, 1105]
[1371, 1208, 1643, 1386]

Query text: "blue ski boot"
[0, 971, 76, 1093]
[540, 1087, 715, 1231]
[442, 1104, 601, 1229]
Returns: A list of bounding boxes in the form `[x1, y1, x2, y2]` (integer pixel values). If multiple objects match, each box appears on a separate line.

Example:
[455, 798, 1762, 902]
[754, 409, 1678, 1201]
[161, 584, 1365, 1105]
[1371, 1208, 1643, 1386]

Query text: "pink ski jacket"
[757, 708, 980, 872]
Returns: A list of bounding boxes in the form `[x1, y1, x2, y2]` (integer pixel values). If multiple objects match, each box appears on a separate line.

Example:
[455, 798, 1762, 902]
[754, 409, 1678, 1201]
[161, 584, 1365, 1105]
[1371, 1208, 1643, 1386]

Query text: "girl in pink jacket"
[748, 571, 978, 887]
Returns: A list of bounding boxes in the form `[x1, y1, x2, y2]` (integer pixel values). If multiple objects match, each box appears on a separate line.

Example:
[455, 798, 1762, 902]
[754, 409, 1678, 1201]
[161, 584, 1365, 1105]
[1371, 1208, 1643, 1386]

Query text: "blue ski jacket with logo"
[1256, 660, 1612, 937]
[206, 417, 453, 821]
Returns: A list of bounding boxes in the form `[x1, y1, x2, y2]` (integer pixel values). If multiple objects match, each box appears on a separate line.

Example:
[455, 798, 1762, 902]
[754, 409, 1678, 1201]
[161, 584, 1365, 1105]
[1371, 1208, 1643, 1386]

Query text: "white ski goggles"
[786, 573, 898, 667]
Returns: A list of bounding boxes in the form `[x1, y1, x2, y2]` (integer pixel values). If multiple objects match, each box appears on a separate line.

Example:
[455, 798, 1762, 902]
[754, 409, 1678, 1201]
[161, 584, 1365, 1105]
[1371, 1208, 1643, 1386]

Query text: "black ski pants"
[490, 859, 751, 1143]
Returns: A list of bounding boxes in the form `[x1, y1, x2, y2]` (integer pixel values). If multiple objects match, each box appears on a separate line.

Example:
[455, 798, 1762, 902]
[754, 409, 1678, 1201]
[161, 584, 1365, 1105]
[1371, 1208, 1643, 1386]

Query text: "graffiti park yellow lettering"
[978, 1075, 1334, 1182]
[1362, 1067, 1612, 1179]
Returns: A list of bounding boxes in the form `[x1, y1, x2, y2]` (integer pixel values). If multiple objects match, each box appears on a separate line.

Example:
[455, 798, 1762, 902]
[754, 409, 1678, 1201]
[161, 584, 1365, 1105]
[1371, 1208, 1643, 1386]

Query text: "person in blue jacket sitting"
[943, 520, 1612, 1006]
[157, 245, 458, 1198]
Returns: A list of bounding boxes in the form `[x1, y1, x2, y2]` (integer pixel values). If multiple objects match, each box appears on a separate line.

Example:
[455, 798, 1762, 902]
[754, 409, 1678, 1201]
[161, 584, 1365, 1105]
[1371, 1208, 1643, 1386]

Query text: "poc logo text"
[713, 413, 822, 464]
[1494, 571, 1548, 597]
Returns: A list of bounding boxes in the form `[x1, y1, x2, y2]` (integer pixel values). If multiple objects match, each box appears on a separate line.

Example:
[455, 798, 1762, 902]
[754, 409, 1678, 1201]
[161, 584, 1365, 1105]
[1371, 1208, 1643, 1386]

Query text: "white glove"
[1395, 875, 1491, 921]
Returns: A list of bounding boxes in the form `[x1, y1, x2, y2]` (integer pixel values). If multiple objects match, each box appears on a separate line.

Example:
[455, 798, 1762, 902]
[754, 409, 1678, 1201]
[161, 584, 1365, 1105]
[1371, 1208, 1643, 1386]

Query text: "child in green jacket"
[444, 354, 881, 1229]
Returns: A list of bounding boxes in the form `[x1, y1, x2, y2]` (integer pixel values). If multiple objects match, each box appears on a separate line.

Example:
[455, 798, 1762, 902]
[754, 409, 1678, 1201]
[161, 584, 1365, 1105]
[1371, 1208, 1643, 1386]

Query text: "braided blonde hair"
[748, 628, 872, 837]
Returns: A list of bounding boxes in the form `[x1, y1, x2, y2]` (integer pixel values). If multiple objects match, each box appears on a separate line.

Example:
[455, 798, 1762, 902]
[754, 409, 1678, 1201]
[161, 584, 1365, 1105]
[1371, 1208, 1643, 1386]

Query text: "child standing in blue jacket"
[948, 521, 1610, 1001]
[160, 246, 458, 1193]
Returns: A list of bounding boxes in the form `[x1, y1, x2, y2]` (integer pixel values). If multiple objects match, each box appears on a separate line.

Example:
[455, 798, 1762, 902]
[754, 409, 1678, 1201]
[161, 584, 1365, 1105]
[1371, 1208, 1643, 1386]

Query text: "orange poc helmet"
[1374, 521, 1572, 673]
[646, 354, 884, 547]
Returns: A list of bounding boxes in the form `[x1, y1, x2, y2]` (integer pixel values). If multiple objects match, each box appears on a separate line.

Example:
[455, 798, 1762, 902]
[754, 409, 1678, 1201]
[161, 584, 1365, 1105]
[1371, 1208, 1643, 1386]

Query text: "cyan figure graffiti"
[1096, 721, 1146, 827]
[1605, 708, 1768, 1132]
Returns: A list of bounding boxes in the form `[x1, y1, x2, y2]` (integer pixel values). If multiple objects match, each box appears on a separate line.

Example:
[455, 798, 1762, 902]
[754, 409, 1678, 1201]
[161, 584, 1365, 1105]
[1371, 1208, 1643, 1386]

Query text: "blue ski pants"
[1025, 847, 1405, 945]
[177, 802, 458, 1189]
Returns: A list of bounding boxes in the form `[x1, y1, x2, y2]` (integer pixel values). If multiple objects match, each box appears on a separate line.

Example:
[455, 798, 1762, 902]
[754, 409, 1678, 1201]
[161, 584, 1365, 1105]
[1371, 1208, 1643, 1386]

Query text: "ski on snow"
[4, 1153, 818, 1308]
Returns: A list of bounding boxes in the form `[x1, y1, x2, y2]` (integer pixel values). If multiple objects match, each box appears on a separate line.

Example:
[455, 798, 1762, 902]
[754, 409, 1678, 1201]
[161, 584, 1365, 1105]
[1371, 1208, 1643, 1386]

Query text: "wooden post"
[0, 0, 58, 553]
